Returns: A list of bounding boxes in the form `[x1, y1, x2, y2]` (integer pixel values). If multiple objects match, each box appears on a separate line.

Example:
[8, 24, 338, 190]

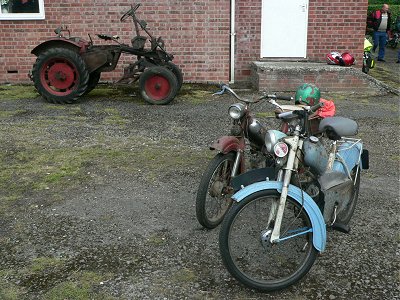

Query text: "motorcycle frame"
[209, 106, 263, 177]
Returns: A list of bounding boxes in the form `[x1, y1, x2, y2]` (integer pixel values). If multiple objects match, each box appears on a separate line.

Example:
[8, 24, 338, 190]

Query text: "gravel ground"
[0, 49, 399, 299]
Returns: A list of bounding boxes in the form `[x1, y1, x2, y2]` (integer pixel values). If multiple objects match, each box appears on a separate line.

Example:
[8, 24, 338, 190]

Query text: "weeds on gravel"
[0, 85, 38, 100]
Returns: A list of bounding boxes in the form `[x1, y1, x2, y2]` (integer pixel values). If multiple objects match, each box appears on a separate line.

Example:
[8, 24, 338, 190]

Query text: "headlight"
[228, 103, 246, 119]
[265, 130, 287, 153]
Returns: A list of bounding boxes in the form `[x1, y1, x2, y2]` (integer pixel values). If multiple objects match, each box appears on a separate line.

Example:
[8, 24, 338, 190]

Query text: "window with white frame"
[0, 0, 45, 20]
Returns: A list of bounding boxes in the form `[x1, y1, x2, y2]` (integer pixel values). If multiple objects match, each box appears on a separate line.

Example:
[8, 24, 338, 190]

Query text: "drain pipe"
[229, 0, 236, 84]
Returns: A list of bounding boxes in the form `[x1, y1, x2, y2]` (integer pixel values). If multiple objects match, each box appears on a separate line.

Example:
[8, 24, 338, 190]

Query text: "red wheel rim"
[40, 58, 79, 96]
[144, 74, 171, 101]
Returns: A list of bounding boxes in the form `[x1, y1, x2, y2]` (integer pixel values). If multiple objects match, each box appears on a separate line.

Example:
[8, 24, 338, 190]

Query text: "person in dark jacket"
[368, 4, 391, 62]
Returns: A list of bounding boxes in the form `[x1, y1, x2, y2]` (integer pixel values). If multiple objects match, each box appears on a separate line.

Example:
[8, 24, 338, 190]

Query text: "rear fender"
[232, 181, 326, 252]
[210, 136, 244, 154]
[31, 38, 89, 56]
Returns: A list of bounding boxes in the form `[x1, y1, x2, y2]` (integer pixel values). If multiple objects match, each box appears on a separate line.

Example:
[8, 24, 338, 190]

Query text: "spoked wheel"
[196, 152, 236, 229]
[139, 66, 178, 105]
[219, 190, 318, 291]
[32, 47, 89, 104]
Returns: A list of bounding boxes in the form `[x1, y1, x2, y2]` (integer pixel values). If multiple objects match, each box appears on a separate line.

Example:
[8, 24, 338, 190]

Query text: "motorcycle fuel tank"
[303, 136, 328, 175]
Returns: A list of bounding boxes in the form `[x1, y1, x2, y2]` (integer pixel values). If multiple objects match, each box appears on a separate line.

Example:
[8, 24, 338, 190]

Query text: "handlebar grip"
[275, 95, 294, 101]
[277, 111, 296, 119]
[310, 102, 324, 113]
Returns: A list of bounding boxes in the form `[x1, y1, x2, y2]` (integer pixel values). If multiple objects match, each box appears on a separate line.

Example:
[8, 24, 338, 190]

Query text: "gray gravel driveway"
[0, 66, 399, 299]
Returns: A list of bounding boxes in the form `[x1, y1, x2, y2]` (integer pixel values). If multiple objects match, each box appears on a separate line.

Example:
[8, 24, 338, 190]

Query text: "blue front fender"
[232, 181, 326, 252]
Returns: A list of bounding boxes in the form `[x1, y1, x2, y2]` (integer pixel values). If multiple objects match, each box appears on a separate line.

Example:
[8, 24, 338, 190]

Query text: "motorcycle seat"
[318, 117, 358, 140]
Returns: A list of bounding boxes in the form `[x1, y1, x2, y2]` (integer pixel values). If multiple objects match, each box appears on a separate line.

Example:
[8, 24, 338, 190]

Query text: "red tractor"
[29, 3, 183, 105]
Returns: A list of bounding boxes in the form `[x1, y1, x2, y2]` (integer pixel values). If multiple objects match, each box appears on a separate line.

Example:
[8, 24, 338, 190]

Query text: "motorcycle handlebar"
[266, 94, 294, 101]
[214, 84, 293, 104]
[276, 102, 325, 120]
[310, 102, 324, 113]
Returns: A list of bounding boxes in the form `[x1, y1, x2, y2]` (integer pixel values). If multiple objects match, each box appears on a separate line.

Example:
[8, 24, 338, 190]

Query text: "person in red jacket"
[368, 4, 391, 62]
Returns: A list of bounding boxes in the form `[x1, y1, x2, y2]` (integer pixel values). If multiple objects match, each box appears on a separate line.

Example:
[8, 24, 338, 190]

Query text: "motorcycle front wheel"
[219, 190, 318, 291]
[195, 152, 236, 229]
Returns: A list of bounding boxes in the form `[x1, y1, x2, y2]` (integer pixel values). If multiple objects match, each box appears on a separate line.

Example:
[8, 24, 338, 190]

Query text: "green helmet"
[295, 83, 321, 105]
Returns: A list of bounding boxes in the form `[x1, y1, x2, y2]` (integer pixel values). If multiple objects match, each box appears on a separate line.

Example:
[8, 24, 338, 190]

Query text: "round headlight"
[265, 130, 287, 154]
[228, 103, 246, 119]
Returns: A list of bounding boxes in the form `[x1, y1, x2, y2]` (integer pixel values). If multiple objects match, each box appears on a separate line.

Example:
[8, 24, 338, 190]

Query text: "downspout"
[229, 0, 235, 84]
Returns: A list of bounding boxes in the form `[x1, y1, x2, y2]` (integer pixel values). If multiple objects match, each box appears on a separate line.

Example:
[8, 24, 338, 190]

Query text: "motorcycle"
[218, 94, 369, 291]
[387, 17, 400, 49]
[362, 38, 375, 74]
[195, 85, 293, 229]
[387, 31, 399, 49]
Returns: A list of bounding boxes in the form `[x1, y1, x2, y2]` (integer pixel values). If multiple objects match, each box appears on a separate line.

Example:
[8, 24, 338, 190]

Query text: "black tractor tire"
[32, 47, 89, 104]
[84, 71, 101, 95]
[166, 62, 183, 91]
[139, 66, 178, 105]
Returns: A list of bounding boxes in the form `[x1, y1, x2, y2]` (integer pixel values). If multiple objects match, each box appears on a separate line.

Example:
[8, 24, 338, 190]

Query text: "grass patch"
[0, 140, 210, 214]
[255, 111, 275, 118]
[0, 270, 26, 300]
[0, 85, 39, 100]
[147, 234, 167, 246]
[176, 84, 217, 104]
[171, 268, 197, 283]
[85, 84, 143, 104]
[43, 270, 118, 300]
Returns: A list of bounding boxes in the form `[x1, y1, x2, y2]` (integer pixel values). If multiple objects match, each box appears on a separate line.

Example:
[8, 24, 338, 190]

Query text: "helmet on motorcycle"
[341, 52, 355, 66]
[295, 83, 321, 106]
[326, 51, 342, 65]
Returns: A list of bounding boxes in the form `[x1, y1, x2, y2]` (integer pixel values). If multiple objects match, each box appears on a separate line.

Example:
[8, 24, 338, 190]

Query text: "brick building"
[0, 0, 368, 87]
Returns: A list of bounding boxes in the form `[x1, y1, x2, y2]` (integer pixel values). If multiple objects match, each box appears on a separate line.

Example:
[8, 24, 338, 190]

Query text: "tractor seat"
[318, 117, 358, 140]
[131, 36, 147, 50]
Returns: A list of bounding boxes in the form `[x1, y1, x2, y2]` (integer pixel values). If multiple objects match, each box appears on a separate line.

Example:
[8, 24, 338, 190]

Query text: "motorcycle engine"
[303, 136, 328, 176]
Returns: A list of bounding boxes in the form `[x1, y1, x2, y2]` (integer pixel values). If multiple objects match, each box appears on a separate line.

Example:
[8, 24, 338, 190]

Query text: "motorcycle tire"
[139, 66, 178, 105]
[195, 152, 236, 229]
[219, 189, 318, 292]
[336, 165, 361, 224]
[32, 47, 89, 104]
[166, 62, 183, 91]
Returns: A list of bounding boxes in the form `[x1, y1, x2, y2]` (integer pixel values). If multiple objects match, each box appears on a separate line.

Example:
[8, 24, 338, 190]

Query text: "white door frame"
[260, 0, 309, 58]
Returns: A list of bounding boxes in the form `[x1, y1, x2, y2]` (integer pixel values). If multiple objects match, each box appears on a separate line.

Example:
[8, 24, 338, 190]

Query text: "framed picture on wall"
[0, 0, 45, 20]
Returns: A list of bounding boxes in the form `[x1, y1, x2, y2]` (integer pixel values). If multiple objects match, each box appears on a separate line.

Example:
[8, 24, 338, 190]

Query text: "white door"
[261, 0, 309, 58]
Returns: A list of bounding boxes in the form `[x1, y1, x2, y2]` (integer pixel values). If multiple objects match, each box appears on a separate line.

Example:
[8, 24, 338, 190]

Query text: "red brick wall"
[235, 0, 368, 81]
[307, 0, 368, 65]
[0, 0, 368, 85]
[0, 0, 231, 84]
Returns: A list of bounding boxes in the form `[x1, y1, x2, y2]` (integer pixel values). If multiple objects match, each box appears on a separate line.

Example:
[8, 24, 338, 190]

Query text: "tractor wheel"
[32, 47, 89, 104]
[139, 66, 178, 105]
[84, 72, 101, 95]
[166, 62, 183, 91]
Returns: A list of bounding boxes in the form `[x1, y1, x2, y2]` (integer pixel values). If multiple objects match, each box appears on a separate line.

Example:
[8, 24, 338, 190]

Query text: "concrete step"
[250, 61, 398, 95]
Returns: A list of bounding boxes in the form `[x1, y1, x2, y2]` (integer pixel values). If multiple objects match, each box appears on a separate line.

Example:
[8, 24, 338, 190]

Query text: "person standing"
[369, 4, 391, 62]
